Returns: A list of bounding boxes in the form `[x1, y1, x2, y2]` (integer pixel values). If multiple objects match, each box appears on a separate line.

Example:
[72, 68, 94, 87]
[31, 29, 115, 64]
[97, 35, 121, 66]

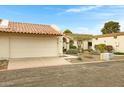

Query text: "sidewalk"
[63, 54, 78, 59]
[8, 57, 71, 70]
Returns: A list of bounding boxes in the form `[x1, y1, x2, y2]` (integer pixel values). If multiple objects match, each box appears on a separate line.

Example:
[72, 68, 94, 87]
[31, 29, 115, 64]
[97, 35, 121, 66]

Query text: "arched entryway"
[63, 37, 70, 53]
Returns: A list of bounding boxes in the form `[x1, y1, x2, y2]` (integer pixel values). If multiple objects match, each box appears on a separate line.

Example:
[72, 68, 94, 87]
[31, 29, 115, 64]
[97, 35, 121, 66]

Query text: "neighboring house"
[92, 32, 124, 52]
[73, 39, 92, 50]
[63, 33, 93, 51]
[0, 19, 63, 59]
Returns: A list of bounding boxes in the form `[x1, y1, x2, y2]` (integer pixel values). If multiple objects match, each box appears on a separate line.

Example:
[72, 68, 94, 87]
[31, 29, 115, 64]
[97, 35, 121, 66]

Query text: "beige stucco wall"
[73, 40, 90, 50]
[92, 36, 124, 52]
[82, 40, 88, 50]
[0, 35, 9, 59]
[73, 40, 78, 48]
[57, 36, 63, 56]
[0, 32, 63, 59]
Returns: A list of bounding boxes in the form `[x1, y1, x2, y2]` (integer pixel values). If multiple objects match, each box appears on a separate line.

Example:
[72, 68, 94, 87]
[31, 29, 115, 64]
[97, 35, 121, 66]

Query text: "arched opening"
[63, 37, 67, 53]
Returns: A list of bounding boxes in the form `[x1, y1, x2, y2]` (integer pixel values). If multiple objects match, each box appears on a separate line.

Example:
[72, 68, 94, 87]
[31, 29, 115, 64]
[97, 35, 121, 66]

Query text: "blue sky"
[0, 5, 124, 35]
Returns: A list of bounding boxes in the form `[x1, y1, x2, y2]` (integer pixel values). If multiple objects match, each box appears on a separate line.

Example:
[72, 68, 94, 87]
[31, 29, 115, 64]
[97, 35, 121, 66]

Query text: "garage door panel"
[10, 36, 58, 58]
[0, 36, 9, 58]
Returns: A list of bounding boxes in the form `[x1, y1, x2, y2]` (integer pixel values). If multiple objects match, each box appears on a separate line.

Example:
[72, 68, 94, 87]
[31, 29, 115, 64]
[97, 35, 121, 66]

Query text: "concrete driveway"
[8, 57, 71, 70]
[1, 61, 124, 86]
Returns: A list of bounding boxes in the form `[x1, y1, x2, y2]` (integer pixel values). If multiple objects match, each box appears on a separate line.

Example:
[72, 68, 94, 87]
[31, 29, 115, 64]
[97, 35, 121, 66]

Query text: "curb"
[71, 59, 124, 65]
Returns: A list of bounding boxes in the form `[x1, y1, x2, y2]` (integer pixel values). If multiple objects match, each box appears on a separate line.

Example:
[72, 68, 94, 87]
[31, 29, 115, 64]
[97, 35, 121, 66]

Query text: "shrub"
[66, 49, 79, 54]
[69, 40, 74, 48]
[105, 45, 113, 53]
[94, 44, 106, 53]
[77, 57, 82, 61]
[95, 44, 114, 53]
[70, 45, 77, 49]
[90, 50, 100, 55]
[87, 49, 93, 52]
[114, 52, 124, 55]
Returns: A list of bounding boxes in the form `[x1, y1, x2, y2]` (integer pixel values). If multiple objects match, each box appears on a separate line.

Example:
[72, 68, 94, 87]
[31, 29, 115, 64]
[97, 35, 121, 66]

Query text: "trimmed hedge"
[114, 52, 124, 55]
[66, 49, 79, 54]
[70, 45, 77, 49]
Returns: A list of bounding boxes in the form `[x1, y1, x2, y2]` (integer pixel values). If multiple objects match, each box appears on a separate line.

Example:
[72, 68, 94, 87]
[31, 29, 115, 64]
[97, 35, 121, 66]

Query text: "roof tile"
[0, 21, 62, 36]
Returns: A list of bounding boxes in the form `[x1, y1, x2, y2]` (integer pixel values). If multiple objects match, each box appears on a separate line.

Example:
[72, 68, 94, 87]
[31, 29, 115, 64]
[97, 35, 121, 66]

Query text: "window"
[88, 42, 92, 46]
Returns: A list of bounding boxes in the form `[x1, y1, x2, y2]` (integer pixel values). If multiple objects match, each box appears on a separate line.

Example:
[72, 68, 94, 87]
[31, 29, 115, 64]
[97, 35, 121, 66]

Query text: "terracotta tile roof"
[94, 32, 124, 38]
[0, 21, 62, 36]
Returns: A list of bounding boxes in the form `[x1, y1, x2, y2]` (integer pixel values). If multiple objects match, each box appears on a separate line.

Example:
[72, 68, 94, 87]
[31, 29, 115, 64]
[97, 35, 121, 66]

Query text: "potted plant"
[105, 45, 114, 59]
[95, 44, 113, 61]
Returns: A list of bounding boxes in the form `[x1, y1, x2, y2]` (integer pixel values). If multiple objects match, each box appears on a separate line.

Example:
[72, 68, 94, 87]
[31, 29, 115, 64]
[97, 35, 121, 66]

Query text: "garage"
[0, 19, 63, 59]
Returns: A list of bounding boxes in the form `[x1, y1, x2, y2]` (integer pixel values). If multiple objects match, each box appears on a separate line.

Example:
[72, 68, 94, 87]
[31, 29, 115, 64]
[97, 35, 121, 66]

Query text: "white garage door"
[10, 36, 58, 58]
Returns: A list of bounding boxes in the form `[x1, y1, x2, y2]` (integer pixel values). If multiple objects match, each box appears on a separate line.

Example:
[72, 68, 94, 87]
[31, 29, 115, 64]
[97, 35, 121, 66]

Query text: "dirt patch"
[67, 52, 124, 63]
[113, 55, 124, 60]
[0, 60, 9, 70]
[66, 53, 100, 63]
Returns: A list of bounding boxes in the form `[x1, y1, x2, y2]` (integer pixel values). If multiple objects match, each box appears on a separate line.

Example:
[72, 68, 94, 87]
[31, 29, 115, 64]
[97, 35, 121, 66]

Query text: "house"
[72, 36, 92, 50]
[92, 32, 124, 52]
[63, 33, 93, 51]
[0, 19, 63, 59]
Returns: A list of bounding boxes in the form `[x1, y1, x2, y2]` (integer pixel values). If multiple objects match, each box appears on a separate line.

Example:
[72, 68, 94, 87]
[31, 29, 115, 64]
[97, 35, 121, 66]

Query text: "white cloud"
[65, 5, 103, 13]
[73, 22, 106, 35]
[89, 12, 116, 21]
[108, 5, 124, 9]
[96, 12, 115, 17]
[73, 27, 95, 34]
[76, 27, 89, 32]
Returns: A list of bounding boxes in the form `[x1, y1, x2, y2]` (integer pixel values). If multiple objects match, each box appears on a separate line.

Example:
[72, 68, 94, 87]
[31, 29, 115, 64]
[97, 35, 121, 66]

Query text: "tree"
[63, 29, 72, 34]
[101, 21, 120, 34]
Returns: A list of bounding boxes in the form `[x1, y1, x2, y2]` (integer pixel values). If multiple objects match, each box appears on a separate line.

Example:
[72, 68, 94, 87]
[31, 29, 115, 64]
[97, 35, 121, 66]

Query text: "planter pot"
[100, 53, 113, 61]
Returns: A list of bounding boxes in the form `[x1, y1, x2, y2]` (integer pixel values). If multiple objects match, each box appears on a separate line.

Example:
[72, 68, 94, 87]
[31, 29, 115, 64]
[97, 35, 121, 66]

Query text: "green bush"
[114, 52, 124, 55]
[66, 49, 79, 54]
[70, 45, 77, 49]
[94, 44, 106, 53]
[84, 49, 93, 52]
[95, 44, 114, 53]
[81, 48, 84, 53]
